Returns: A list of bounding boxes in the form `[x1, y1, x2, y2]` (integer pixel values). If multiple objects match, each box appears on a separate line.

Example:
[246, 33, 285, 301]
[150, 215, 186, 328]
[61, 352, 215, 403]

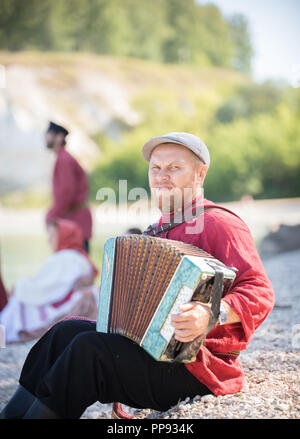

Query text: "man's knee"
[70, 330, 104, 351]
[68, 332, 131, 360]
[45, 320, 95, 346]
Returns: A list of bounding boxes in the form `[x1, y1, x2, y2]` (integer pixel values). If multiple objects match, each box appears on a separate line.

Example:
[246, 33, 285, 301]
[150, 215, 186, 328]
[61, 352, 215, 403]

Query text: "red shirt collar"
[160, 193, 205, 224]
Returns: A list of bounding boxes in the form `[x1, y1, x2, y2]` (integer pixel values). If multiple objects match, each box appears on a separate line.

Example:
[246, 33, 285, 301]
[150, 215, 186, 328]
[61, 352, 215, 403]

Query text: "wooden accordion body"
[97, 235, 236, 363]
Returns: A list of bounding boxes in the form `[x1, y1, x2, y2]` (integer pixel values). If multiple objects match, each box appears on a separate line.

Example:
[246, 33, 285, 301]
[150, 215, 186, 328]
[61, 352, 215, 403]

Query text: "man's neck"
[53, 145, 64, 155]
[160, 192, 204, 223]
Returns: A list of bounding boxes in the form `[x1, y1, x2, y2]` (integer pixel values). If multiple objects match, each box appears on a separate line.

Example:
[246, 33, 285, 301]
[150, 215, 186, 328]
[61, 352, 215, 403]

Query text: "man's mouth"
[154, 186, 173, 190]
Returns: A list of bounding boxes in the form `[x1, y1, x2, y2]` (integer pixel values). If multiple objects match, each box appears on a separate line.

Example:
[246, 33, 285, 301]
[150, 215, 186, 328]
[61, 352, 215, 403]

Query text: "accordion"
[97, 235, 236, 363]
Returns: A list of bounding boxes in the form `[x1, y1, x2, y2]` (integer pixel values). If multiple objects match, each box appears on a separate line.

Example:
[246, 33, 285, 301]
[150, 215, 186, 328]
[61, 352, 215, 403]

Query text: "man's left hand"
[171, 302, 211, 342]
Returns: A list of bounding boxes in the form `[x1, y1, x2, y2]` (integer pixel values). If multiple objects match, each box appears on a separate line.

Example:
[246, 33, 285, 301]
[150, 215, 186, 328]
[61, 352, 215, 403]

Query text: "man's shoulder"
[57, 148, 77, 164]
[202, 200, 249, 233]
[56, 148, 82, 170]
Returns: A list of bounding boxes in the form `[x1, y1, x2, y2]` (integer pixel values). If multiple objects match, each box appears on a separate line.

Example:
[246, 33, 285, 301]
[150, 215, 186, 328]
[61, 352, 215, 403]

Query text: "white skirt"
[0, 286, 99, 343]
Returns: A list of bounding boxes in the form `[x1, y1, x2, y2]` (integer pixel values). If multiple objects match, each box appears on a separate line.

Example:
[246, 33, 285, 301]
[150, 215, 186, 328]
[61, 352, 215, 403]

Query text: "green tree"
[0, 0, 253, 72]
[0, 0, 51, 50]
[216, 81, 283, 123]
[229, 14, 253, 74]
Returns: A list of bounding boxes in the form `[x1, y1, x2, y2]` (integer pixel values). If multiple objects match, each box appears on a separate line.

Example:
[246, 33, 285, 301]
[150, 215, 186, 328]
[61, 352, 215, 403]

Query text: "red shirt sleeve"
[46, 153, 77, 223]
[202, 210, 275, 346]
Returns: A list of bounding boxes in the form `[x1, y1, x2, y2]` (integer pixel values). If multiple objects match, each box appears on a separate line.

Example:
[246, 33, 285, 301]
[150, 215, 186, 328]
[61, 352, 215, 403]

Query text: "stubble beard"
[152, 186, 195, 217]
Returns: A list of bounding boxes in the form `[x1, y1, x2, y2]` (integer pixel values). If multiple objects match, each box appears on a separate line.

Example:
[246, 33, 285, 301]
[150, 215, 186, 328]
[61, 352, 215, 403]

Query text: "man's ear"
[196, 165, 208, 187]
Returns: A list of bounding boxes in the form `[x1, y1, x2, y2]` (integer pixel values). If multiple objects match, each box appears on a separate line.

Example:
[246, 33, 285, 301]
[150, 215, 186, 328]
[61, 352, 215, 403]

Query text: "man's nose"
[156, 168, 170, 181]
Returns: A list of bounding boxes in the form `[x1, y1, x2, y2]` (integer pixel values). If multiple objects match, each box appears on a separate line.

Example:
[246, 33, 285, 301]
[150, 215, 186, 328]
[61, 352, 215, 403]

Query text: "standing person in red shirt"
[45, 122, 92, 253]
[0, 132, 274, 419]
[0, 250, 8, 312]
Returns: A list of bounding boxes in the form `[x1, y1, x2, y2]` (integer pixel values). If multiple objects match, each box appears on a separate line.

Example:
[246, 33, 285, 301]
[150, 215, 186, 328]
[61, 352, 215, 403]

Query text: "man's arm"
[172, 212, 274, 344]
[171, 300, 240, 343]
[220, 300, 241, 324]
[46, 155, 76, 223]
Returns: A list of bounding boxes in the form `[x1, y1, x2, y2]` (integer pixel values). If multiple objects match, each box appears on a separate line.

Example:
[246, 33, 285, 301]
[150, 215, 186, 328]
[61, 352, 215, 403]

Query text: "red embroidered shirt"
[157, 198, 274, 395]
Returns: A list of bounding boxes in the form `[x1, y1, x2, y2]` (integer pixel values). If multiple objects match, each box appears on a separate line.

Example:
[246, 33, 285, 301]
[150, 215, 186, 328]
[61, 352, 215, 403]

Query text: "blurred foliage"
[89, 82, 300, 202]
[0, 0, 252, 71]
[0, 188, 50, 209]
[216, 81, 283, 123]
[229, 14, 252, 74]
[0, 0, 298, 203]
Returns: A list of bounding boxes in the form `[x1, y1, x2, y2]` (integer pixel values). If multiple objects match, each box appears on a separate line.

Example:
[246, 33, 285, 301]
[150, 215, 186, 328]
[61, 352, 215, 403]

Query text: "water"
[0, 234, 105, 291]
[1, 198, 300, 292]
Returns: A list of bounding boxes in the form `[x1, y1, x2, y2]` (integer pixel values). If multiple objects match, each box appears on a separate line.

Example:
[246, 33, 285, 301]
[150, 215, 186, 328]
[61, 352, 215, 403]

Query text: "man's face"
[148, 143, 207, 213]
[45, 131, 64, 150]
[45, 131, 56, 149]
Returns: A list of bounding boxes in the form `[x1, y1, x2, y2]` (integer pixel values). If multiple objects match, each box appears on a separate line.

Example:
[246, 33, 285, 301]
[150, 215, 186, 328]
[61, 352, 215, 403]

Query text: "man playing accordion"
[1, 133, 274, 419]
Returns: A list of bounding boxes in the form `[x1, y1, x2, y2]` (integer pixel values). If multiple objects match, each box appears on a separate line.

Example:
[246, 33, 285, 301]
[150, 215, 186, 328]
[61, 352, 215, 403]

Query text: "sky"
[197, 0, 300, 85]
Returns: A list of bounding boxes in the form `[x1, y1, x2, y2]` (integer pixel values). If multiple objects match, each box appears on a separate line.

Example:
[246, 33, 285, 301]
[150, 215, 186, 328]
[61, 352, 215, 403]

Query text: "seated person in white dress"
[0, 219, 99, 343]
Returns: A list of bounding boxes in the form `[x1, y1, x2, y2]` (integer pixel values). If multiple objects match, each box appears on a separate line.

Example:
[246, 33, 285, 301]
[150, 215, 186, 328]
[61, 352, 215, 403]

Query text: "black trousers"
[19, 320, 212, 419]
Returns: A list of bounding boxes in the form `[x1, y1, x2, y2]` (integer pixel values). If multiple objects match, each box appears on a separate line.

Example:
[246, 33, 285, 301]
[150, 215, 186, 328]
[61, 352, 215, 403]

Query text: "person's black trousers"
[19, 320, 212, 419]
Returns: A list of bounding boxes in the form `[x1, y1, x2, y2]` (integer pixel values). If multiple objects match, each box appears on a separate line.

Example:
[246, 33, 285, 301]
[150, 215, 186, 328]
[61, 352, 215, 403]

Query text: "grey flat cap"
[142, 132, 210, 167]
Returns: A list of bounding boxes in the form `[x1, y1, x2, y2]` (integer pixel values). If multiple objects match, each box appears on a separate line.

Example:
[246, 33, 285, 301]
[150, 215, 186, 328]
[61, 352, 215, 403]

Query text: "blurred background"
[0, 0, 300, 290]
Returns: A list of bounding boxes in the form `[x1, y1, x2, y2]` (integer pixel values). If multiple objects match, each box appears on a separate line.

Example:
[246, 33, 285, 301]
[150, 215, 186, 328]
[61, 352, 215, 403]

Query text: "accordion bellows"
[97, 235, 236, 362]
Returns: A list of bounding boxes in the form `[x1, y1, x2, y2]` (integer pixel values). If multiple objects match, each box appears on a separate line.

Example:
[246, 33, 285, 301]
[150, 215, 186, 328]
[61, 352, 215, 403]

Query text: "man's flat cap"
[142, 132, 210, 167]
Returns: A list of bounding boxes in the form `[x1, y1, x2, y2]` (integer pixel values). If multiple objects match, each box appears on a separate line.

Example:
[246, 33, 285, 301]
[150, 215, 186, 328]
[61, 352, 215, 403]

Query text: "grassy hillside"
[0, 50, 246, 95]
[0, 51, 247, 207]
[1, 51, 299, 205]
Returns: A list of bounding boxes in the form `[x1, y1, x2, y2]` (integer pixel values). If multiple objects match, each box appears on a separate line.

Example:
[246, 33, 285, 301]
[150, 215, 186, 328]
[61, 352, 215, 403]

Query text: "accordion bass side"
[96, 235, 237, 363]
